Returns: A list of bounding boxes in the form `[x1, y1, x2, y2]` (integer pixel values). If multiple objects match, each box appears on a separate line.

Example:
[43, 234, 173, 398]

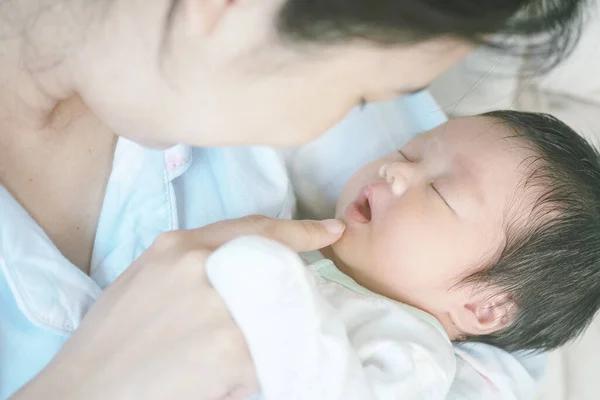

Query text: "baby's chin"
[327, 237, 358, 274]
[329, 226, 354, 257]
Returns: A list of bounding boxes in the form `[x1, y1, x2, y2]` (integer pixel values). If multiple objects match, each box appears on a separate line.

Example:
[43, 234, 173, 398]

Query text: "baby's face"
[332, 116, 532, 337]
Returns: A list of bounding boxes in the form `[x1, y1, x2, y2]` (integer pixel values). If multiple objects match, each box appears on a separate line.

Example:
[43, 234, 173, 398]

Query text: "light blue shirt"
[0, 93, 543, 399]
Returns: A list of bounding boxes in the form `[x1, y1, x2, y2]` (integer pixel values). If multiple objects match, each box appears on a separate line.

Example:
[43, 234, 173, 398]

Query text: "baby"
[206, 111, 600, 399]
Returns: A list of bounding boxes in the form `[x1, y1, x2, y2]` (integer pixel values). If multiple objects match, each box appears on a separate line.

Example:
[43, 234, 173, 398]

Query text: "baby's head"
[330, 111, 600, 352]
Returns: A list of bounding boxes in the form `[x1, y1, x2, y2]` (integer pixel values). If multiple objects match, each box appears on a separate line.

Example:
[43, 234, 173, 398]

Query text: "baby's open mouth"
[344, 186, 372, 223]
[356, 191, 372, 221]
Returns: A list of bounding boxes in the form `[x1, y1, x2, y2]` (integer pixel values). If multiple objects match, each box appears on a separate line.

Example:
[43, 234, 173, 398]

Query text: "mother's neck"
[0, 1, 91, 133]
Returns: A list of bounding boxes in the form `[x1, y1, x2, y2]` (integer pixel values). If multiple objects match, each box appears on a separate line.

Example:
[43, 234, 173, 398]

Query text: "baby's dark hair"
[461, 110, 600, 352]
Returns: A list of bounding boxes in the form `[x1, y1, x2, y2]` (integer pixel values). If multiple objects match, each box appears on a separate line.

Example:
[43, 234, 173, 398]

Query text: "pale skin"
[2, 0, 472, 398]
[323, 117, 538, 339]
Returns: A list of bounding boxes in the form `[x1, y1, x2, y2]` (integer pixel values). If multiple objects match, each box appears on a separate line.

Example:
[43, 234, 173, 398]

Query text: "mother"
[0, 0, 582, 399]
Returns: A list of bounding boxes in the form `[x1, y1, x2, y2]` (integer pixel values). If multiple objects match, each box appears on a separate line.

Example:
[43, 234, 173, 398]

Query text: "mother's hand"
[186, 215, 346, 252]
[13, 216, 344, 400]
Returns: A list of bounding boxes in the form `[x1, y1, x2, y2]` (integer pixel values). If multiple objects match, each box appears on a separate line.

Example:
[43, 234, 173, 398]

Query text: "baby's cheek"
[373, 221, 448, 282]
[371, 231, 414, 276]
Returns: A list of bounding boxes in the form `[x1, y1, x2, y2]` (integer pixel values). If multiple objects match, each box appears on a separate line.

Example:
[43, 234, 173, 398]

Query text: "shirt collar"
[0, 185, 102, 335]
[164, 143, 192, 181]
[0, 140, 192, 335]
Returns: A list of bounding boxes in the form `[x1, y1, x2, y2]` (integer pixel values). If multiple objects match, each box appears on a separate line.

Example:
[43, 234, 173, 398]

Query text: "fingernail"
[321, 219, 346, 234]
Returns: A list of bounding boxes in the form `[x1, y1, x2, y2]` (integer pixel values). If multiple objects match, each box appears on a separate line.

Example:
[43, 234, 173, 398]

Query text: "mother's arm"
[11, 234, 256, 400]
[11, 217, 343, 400]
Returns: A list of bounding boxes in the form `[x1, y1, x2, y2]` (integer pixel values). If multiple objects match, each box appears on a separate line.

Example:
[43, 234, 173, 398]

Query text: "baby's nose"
[378, 162, 415, 196]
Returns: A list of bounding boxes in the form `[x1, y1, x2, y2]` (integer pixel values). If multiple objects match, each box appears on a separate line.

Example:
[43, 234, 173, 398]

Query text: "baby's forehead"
[422, 116, 537, 206]
[436, 116, 517, 144]
[408, 116, 532, 164]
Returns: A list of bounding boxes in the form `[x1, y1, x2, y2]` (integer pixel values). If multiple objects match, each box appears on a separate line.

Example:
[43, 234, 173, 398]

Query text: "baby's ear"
[450, 292, 515, 336]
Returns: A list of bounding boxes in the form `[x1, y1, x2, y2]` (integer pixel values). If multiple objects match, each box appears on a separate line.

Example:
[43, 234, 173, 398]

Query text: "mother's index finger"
[263, 219, 345, 252]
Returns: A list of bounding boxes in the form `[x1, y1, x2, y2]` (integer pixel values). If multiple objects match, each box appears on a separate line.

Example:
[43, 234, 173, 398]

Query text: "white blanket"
[206, 237, 455, 400]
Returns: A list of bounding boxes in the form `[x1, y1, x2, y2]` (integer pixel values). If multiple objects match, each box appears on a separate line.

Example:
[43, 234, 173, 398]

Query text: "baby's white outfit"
[206, 236, 456, 400]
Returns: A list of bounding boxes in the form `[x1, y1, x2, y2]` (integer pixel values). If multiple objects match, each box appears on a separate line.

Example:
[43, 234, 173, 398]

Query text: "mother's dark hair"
[167, 0, 585, 69]
[278, 0, 585, 69]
